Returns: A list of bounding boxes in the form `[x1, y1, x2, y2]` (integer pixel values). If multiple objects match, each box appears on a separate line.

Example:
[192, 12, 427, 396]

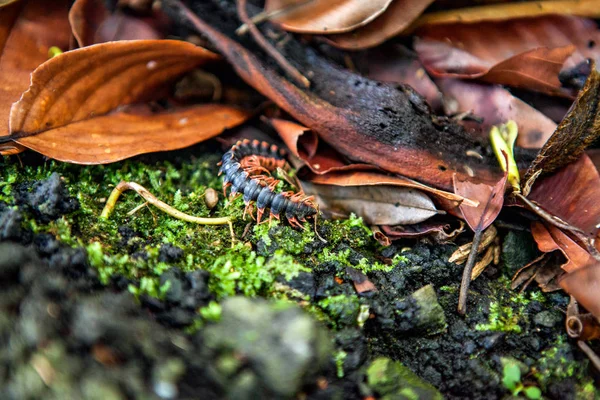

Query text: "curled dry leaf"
[8, 39, 218, 141]
[560, 264, 600, 320]
[270, 118, 378, 174]
[531, 222, 594, 273]
[438, 79, 557, 148]
[264, 0, 394, 35]
[302, 180, 439, 226]
[70, 0, 165, 47]
[325, 0, 435, 50]
[167, 0, 513, 191]
[0, 0, 71, 136]
[524, 65, 600, 187]
[13, 105, 250, 164]
[511, 253, 565, 292]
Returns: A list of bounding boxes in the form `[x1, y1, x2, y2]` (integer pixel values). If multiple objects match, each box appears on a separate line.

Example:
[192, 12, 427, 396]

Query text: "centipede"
[218, 139, 318, 229]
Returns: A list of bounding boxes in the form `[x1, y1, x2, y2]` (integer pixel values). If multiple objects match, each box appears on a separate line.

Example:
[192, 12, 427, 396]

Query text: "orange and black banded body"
[219, 139, 317, 228]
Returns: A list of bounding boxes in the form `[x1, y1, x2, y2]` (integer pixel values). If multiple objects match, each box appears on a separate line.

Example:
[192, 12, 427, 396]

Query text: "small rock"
[204, 188, 219, 209]
[534, 310, 562, 328]
[158, 244, 184, 263]
[26, 173, 79, 222]
[0, 208, 23, 241]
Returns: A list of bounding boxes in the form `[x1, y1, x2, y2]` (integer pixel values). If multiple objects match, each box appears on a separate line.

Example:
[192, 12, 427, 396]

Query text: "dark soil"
[1, 146, 597, 399]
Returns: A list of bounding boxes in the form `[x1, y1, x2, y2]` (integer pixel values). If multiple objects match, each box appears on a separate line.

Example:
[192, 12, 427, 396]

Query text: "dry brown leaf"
[0, 0, 71, 136]
[381, 218, 465, 242]
[15, 105, 249, 163]
[531, 222, 594, 273]
[325, 0, 435, 50]
[264, 0, 393, 34]
[453, 171, 507, 232]
[561, 265, 600, 321]
[8, 40, 218, 139]
[409, 0, 600, 30]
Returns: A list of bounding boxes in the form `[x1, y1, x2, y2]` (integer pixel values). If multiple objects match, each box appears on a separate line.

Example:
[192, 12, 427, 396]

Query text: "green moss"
[476, 301, 522, 333]
[317, 294, 360, 329]
[366, 357, 443, 400]
[334, 350, 347, 378]
[534, 336, 593, 389]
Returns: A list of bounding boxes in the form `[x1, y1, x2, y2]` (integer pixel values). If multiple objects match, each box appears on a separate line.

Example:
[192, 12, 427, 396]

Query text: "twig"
[236, 0, 310, 88]
[578, 341, 600, 372]
[458, 228, 483, 315]
[101, 181, 236, 247]
[236, 0, 313, 35]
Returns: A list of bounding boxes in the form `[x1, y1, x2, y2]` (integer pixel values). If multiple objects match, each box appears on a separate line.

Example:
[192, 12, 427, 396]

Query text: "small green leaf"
[524, 386, 542, 399]
[502, 362, 521, 390]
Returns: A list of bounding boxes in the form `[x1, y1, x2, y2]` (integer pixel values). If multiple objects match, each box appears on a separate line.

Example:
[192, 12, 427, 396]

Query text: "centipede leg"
[256, 207, 265, 225]
[243, 202, 255, 221]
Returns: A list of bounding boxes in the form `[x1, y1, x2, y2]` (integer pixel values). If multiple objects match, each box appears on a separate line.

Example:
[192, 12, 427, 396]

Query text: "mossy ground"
[1, 144, 598, 399]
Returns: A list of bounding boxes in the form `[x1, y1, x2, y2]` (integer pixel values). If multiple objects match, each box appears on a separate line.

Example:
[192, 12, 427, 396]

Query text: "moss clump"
[366, 357, 443, 400]
[318, 294, 360, 329]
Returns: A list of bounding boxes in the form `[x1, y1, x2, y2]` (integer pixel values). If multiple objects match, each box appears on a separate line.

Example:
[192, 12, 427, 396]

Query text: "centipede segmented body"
[218, 139, 318, 228]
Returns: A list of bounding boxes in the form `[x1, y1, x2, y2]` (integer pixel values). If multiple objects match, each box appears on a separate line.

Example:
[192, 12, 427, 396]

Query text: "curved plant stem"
[101, 181, 236, 247]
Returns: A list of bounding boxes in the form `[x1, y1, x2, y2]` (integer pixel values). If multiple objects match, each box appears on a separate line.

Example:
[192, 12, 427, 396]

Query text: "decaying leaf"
[560, 264, 600, 320]
[325, 0, 435, 50]
[346, 267, 378, 294]
[165, 0, 509, 191]
[302, 180, 439, 226]
[453, 172, 506, 233]
[511, 253, 565, 292]
[11, 105, 249, 163]
[3, 40, 221, 155]
[524, 65, 600, 187]
[531, 222, 594, 273]
[438, 79, 557, 148]
[264, 0, 394, 34]
[0, 0, 71, 136]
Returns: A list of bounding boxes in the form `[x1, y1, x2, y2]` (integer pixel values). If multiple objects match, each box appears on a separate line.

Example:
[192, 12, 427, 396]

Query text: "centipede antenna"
[313, 205, 327, 243]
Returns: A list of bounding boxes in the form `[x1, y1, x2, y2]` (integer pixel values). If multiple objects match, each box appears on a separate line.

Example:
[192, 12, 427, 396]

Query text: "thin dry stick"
[237, 0, 310, 88]
[578, 341, 600, 372]
[236, 0, 313, 35]
[101, 181, 236, 247]
[458, 228, 483, 315]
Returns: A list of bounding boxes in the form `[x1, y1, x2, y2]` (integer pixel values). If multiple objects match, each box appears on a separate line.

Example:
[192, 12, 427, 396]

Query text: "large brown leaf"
[164, 0, 506, 191]
[560, 263, 600, 320]
[437, 79, 557, 148]
[325, 0, 435, 50]
[0, 0, 71, 137]
[8, 40, 218, 137]
[16, 105, 249, 163]
[415, 15, 600, 95]
[264, 0, 393, 34]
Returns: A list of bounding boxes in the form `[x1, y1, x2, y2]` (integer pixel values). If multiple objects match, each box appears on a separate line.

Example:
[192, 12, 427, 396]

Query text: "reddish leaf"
[453, 170, 507, 232]
[15, 105, 249, 163]
[70, 0, 166, 47]
[8, 40, 218, 137]
[325, 0, 435, 50]
[346, 267, 378, 294]
[529, 154, 600, 236]
[0, 0, 71, 136]
[531, 222, 594, 273]
[165, 0, 507, 191]
[264, 0, 394, 35]
[415, 15, 600, 95]
[437, 79, 557, 148]
[270, 118, 377, 174]
[560, 264, 600, 320]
